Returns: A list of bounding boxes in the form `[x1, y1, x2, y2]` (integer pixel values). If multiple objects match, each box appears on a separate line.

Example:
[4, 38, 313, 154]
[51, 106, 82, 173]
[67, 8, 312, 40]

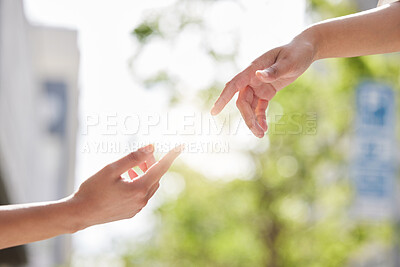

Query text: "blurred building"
[0, 0, 79, 266]
[355, 0, 379, 10]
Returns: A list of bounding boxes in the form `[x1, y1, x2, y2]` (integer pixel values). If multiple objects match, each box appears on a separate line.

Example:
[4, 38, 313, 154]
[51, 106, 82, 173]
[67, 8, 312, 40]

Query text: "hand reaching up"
[72, 144, 184, 228]
[0, 144, 184, 249]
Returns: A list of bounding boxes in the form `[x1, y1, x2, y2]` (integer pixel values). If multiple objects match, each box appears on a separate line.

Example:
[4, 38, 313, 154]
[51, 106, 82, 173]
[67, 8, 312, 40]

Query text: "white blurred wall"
[0, 0, 79, 266]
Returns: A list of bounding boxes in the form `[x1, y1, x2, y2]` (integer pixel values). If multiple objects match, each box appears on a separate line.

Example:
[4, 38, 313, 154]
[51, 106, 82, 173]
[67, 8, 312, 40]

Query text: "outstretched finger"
[109, 144, 154, 176]
[138, 145, 184, 187]
[211, 70, 250, 115]
[146, 154, 156, 169]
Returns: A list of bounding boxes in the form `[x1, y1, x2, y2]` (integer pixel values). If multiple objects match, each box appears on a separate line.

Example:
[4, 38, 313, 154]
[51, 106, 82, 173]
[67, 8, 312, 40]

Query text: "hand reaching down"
[211, 36, 317, 138]
[211, 2, 400, 138]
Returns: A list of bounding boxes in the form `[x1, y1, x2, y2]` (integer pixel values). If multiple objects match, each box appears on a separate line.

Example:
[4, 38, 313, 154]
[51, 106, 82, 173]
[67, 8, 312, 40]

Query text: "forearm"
[300, 2, 400, 60]
[0, 196, 84, 249]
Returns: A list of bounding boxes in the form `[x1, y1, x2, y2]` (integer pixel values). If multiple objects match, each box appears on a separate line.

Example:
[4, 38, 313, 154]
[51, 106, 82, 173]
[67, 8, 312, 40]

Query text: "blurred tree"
[123, 0, 400, 266]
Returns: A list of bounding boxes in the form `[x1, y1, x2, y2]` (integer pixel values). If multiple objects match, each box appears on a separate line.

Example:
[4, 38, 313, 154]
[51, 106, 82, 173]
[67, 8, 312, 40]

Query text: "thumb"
[109, 144, 154, 175]
[256, 61, 289, 83]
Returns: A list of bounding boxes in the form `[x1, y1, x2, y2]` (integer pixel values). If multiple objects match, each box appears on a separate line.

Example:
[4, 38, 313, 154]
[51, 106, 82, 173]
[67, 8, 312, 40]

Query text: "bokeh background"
[0, 0, 400, 266]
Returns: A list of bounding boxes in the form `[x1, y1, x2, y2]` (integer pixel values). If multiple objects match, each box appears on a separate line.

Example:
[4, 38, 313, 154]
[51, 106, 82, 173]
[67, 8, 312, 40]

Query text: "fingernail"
[251, 121, 264, 138]
[139, 144, 154, 153]
[257, 69, 270, 78]
[254, 131, 263, 138]
[258, 69, 267, 74]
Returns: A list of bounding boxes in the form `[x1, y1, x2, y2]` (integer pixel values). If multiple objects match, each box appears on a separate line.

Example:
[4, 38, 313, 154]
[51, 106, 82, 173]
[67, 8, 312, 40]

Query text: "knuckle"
[102, 164, 116, 175]
[250, 61, 261, 70]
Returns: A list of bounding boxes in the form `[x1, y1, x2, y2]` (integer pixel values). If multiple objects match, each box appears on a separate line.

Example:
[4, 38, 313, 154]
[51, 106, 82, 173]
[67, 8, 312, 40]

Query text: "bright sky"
[23, 0, 306, 263]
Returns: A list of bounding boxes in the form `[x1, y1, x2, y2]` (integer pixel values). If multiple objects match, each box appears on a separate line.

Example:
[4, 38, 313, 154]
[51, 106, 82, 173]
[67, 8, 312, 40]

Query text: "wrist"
[294, 25, 324, 61]
[61, 195, 90, 233]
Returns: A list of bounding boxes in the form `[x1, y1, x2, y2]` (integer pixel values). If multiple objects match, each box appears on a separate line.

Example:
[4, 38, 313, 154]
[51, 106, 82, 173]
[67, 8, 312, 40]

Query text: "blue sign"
[353, 81, 396, 220]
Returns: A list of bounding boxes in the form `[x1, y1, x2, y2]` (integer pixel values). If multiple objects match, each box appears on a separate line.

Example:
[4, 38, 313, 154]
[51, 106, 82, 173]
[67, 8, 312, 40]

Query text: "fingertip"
[160, 144, 184, 164]
[210, 106, 219, 116]
[149, 144, 154, 152]
[252, 128, 264, 138]
[251, 122, 265, 139]
[212, 81, 239, 115]
[211, 101, 223, 116]
[171, 144, 185, 157]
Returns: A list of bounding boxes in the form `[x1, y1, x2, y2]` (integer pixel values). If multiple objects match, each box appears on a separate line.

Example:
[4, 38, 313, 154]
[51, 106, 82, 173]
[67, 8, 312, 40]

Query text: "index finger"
[138, 145, 184, 187]
[109, 144, 154, 176]
[211, 69, 251, 115]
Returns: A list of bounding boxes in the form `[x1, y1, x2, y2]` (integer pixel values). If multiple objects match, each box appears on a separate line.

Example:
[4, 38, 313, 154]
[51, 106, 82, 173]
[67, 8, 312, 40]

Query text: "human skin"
[0, 144, 183, 249]
[211, 2, 400, 138]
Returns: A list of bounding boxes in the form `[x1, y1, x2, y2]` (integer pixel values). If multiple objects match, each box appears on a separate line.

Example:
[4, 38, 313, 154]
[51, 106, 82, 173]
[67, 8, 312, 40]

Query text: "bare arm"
[311, 2, 400, 59]
[0, 197, 80, 248]
[211, 2, 400, 137]
[0, 144, 183, 249]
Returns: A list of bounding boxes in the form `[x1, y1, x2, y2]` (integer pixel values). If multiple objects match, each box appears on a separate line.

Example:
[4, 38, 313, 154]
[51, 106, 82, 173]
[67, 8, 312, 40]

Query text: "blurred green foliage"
[132, 22, 160, 42]
[125, 0, 400, 266]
